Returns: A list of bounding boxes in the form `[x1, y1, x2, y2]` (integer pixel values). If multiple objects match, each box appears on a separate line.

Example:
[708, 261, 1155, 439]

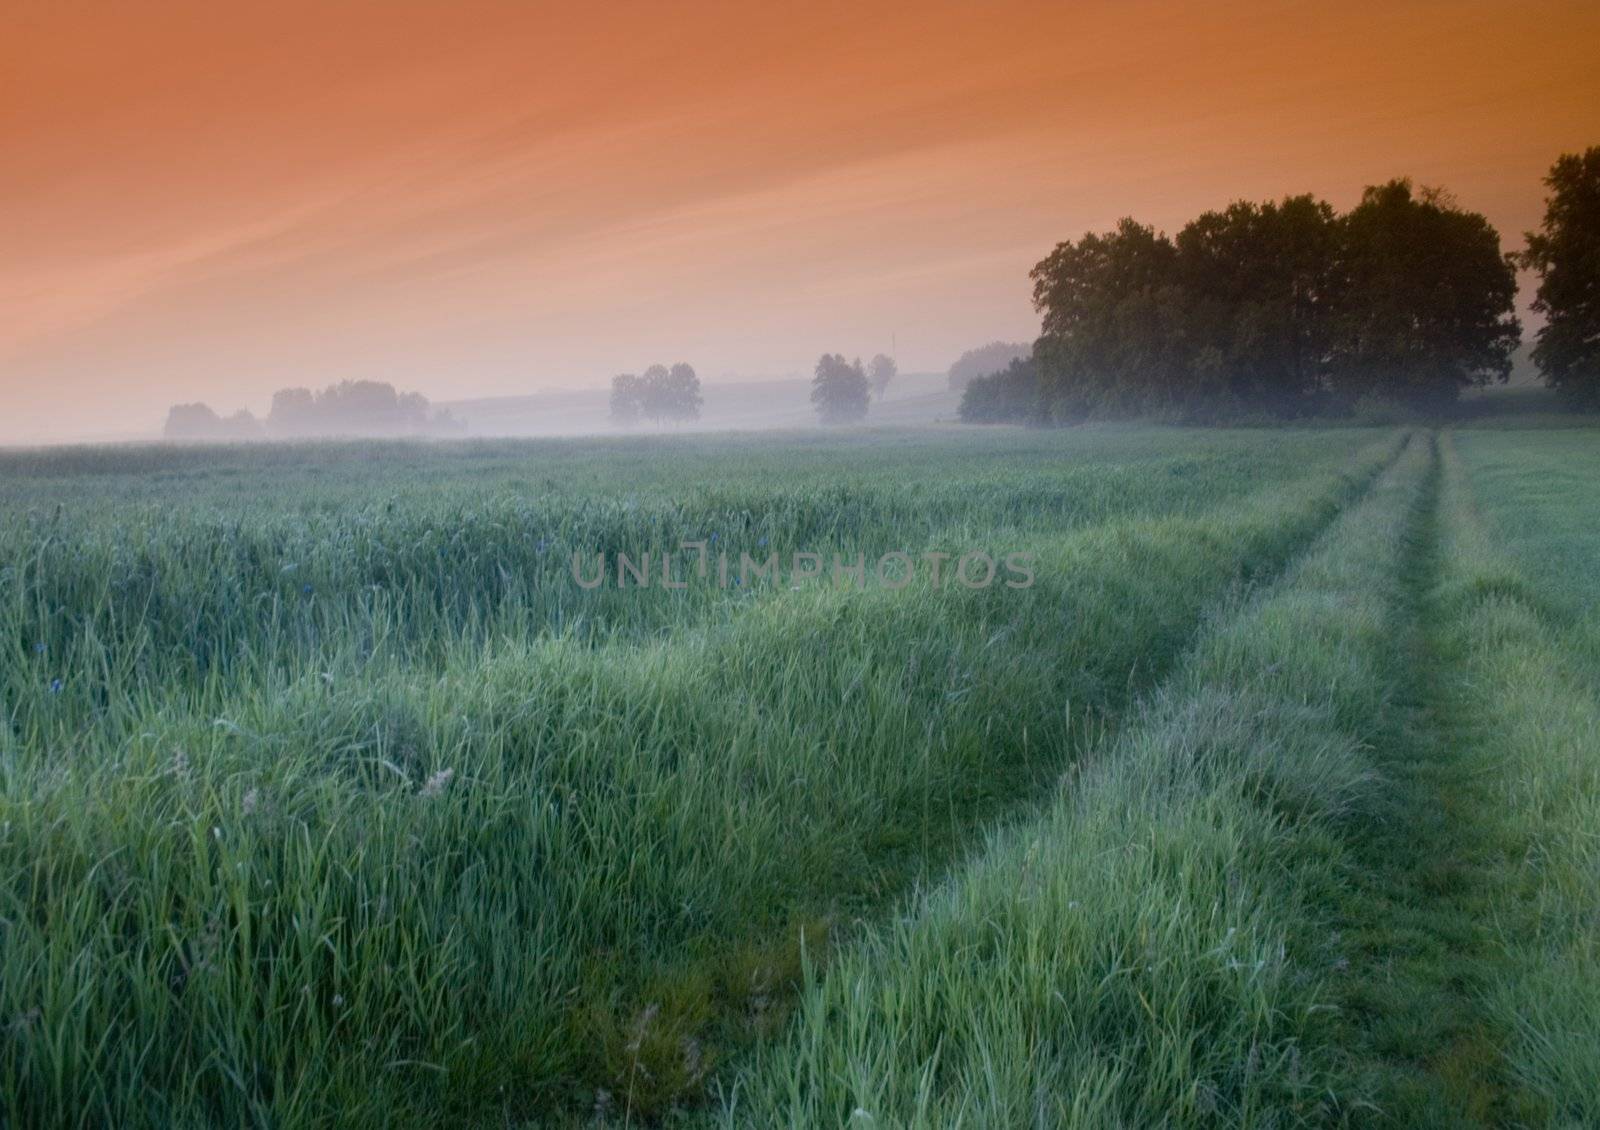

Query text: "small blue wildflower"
[757, 536, 768, 548]
[708, 531, 719, 544]
[34, 642, 47, 655]
[48, 678, 63, 695]
[733, 576, 743, 587]
[302, 583, 314, 596]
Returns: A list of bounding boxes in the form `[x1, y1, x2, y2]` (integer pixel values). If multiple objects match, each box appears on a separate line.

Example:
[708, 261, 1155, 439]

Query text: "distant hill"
[438, 372, 963, 436]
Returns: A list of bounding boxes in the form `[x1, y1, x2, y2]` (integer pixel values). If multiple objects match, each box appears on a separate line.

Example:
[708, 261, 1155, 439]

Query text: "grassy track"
[1317, 432, 1532, 1125]
[720, 435, 1434, 1126]
[0, 430, 1399, 1126]
[1424, 433, 1600, 1124]
[722, 427, 1600, 1128]
[1326, 429, 1600, 1126]
[9, 423, 1600, 1128]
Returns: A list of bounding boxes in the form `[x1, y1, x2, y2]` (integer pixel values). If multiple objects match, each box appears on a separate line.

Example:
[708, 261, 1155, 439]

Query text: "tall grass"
[0, 429, 1400, 1125]
[719, 435, 1434, 1126]
[0, 428, 1378, 754]
[1432, 432, 1600, 1121]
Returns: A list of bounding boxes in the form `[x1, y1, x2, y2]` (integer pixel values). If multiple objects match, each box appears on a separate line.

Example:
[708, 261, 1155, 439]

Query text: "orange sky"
[2, 0, 1596, 442]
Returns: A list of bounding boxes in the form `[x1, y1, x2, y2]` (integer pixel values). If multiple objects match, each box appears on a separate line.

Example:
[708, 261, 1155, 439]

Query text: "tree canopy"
[811, 354, 871, 424]
[1176, 194, 1340, 411]
[1329, 181, 1519, 407]
[608, 374, 646, 426]
[164, 381, 459, 440]
[267, 380, 446, 437]
[1005, 180, 1521, 424]
[609, 362, 703, 426]
[163, 404, 264, 441]
[1520, 147, 1600, 408]
[1031, 219, 1189, 418]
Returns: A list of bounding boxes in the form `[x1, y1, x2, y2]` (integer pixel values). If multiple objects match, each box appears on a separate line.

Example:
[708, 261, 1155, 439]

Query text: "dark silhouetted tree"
[868, 354, 897, 398]
[1023, 184, 1519, 421]
[947, 341, 1030, 391]
[1328, 180, 1519, 407]
[1031, 219, 1192, 416]
[810, 354, 870, 424]
[1176, 195, 1341, 412]
[1520, 147, 1600, 408]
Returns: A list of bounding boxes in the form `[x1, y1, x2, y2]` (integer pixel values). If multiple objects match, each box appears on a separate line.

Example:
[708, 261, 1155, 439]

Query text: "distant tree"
[655, 362, 704, 423]
[1328, 180, 1520, 407]
[614, 362, 702, 426]
[168, 381, 454, 441]
[1519, 147, 1600, 408]
[268, 388, 317, 435]
[868, 354, 897, 399]
[428, 408, 466, 435]
[396, 391, 431, 423]
[219, 410, 265, 440]
[947, 341, 1031, 391]
[163, 404, 263, 441]
[609, 373, 645, 425]
[1176, 195, 1341, 412]
[264, 381, 453, 437]
[313, 380, 416, 431]
[164, 403, 223, 440]
[958, 357, 1043, 424]
[636, 364, 672, 424]
[810, 353, 870, 424]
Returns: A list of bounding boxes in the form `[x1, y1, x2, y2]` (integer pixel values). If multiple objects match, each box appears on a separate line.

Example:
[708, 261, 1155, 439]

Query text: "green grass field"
[2, 422, 1598, 1127]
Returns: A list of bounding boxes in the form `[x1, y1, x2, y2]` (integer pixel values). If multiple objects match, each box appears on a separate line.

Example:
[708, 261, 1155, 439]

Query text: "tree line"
[608, 363, 704, 426]
[962, 147, 1600, 423]
[609, 354, 899, 427]
[948, 342, 1030, 392]
[165, 380, 463, 440]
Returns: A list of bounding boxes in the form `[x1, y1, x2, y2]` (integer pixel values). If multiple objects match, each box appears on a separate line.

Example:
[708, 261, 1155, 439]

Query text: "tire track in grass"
[715, 433, 1433, 1127]
[0, 435, 1412, 1127]
[1414, 432, 1600, 1124]
[1326, 431, 1540, 1126]
[542, 431, 1413, 1123]
[715, 427, 1581, 1128]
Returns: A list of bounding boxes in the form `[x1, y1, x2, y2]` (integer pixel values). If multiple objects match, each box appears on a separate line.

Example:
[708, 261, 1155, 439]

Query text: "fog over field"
[5, 2, 1600, 1127]
[3, 2, 1595, 444]
[438, 372, 960, 437]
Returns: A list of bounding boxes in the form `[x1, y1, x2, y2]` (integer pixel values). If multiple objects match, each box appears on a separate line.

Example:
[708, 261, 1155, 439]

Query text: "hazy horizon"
[4, 0, 1597, 444]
